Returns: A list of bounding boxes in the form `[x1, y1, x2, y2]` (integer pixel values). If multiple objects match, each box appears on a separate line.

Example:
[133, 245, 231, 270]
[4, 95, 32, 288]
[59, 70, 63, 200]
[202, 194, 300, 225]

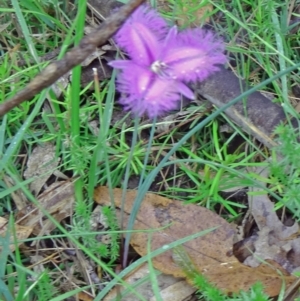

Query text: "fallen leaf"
[24, 143, 60, 195]
[250, 168, 298, 238]
[16, 180, 74, 237]
[244, 165, 300, 273]
[78, 291, 95, 301]
[0, 22, 11, 33]
[30, 254, 46, 274]
[103, 263, 196, 301]
[0, 217, 33, 252]
[94, 186, 296, 296]
[3, 174, 28, 210]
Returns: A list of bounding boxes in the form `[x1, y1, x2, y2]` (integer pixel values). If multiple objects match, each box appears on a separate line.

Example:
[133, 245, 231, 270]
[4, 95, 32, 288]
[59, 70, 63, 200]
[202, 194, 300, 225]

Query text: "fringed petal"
[114, 4, 168, 65]
[162, 28, 227, 82]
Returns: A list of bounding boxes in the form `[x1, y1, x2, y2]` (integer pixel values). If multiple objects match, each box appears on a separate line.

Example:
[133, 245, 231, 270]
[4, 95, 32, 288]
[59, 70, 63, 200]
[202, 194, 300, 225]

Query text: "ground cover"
[1, 0, 300, 300]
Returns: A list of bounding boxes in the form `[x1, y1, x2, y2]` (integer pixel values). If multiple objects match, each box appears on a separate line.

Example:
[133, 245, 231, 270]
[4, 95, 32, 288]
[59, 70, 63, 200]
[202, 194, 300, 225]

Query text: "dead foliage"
[94, 186, 297, 297]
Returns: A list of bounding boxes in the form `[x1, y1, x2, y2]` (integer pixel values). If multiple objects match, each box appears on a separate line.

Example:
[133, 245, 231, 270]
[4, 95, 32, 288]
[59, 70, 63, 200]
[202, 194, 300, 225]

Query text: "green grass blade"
[11, 0, 40, 65]
[0, 90, 47, 173]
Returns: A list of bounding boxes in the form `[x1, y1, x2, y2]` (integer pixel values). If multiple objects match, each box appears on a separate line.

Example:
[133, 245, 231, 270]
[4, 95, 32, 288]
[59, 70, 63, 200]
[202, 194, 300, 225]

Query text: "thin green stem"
[71, 0, 87, 203]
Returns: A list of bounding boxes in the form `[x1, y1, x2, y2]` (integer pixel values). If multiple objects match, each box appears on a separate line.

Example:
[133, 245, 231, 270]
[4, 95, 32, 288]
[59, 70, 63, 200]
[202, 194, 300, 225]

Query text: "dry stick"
[0, 0, 146, 117]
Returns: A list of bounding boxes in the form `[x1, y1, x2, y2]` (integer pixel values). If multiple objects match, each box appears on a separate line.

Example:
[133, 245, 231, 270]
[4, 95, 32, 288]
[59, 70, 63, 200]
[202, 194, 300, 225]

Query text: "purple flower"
[110, 5, 227, 118]
[114, 4, 168, 65]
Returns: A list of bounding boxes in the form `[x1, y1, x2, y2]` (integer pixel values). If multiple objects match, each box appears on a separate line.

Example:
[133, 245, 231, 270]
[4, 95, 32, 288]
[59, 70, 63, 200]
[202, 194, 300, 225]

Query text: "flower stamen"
[151, 60, 168, 75]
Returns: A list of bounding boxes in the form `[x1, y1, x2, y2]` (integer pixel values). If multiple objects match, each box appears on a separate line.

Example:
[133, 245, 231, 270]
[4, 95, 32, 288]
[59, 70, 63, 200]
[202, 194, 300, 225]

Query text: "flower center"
[150, 60, 168, 76]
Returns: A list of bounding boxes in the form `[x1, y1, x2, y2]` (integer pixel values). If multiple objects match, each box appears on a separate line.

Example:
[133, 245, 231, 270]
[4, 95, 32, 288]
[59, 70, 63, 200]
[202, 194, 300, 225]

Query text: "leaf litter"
[94, 186, 297, 297]
[238, 164, 300, 274]
[0, 216, 33, 252]
[1, 143, 74, 252]
[103, 262, 197, 301]
[23, 142, 60, 195]
[16, 180, 74, 238]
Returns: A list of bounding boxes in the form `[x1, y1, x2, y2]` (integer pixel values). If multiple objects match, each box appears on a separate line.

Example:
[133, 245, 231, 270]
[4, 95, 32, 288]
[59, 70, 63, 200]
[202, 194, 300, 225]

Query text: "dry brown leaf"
[30, 254, 46, 274]
[245, 165, 300, 273]
[77, 291, 95, 301]
[151, 280, 196, 301]
[104, 262, 196, 301]
[0, 217, 33, 252]
[94, 186, 296, 296]
[3, 174, 28, 210]
[16, 180, 74, 237]
[251, 188, 299, 238]
[0, 22, 11, 33]
[24, 142, 60, 195]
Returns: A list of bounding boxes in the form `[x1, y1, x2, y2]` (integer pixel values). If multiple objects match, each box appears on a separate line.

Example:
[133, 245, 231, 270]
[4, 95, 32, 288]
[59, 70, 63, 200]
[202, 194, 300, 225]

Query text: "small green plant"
[159, 0, 213, 28]
[269, 122, 300, 218]
[194, 275, 271, 301]
[172, 246, 272, 301]
[100, 206, 120, 262]
[29, 270, 57, 301]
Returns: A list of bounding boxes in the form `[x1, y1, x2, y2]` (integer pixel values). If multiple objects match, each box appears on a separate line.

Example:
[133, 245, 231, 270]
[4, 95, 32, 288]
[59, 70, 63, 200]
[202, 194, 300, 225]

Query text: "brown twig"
[0, 0, 145, 117]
